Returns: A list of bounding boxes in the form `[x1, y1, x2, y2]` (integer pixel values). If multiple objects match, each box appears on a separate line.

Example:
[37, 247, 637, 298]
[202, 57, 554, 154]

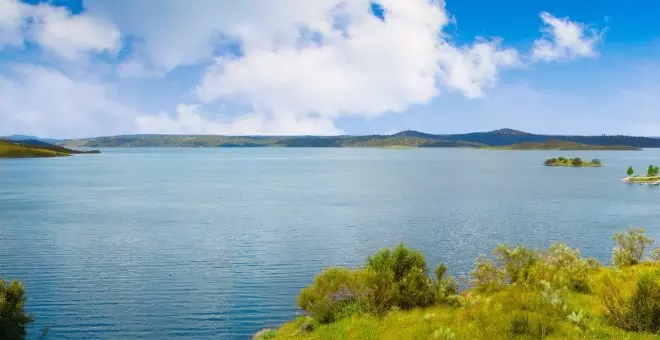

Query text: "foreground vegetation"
[544, 157, 602, 167]
[0, 139, 99, 158]
[259, 228, 660, 339]
[0, 279, 32, 339]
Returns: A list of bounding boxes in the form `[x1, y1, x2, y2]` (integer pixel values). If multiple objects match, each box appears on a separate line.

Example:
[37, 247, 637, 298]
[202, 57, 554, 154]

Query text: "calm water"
[1, 148, 660, 339]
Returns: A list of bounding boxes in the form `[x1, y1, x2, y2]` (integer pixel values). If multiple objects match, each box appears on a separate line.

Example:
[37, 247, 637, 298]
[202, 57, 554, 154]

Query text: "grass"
[258, 229, 660, 340]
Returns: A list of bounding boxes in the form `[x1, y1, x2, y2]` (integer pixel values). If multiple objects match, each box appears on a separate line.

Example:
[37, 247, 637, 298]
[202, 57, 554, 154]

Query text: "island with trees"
[544, 157, 602, 167]
[255, 228, 660, 339]
[0, 139, 100, 158]
[623, 165, 660, 184]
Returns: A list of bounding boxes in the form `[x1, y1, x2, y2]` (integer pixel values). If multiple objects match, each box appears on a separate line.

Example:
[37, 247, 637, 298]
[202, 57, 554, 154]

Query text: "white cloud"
[135, 104, 339, 135]
[532, 12, 601, 62]
[0, 0, 27, 48]
[0, 65, 138, 138]
[31, 4, 120, 60]
[188, 0, 519, 134]
[0, 0, 119, 59]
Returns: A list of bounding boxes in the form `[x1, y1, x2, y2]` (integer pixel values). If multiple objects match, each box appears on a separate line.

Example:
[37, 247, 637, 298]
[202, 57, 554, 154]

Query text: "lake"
[1, 148, 659, 339]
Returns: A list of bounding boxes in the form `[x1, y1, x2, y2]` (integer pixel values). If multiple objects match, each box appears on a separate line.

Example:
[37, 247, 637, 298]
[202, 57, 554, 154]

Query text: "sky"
[0, 0, 659, 138]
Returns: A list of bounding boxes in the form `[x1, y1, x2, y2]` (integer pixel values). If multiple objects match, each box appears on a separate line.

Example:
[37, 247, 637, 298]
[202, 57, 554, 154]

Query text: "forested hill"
[58, 129, 660, 148]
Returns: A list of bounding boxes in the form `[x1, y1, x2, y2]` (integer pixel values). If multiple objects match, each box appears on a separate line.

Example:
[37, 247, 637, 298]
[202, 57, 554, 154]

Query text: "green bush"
[544, 158, 556, 166]
[528, 243, 595, 292]
[297, 267, 369, 323]
[0, 279, 33, 340]
[571, 157, 583, 166]
[364, 243, 435, 311]
[591, 158, 601, 165]
[470, 255, 505, 292]
[598, 271, 660, 333]
[612, 228, 655, 267]
[298, 244, 458, 323]
[493, 245, 539, 284]
[627, 166, 634, 176]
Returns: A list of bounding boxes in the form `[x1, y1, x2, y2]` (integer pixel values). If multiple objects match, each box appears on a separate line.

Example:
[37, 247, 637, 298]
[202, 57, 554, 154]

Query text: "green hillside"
[0, 140, 100, 158]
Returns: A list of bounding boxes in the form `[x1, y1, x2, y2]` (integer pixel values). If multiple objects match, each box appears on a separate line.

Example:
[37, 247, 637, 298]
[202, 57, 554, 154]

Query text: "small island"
[623, 165, 660, 185]
[544, 157, 602, 167]
[0, 139, 100, 158]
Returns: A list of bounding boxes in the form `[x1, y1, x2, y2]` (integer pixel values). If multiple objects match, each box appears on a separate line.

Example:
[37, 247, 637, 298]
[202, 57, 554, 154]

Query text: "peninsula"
[0, 139, 100, 158]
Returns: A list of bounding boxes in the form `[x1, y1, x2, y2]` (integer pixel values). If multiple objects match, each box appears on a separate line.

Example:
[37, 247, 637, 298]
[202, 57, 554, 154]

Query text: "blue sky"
[1, 0, 659, 138]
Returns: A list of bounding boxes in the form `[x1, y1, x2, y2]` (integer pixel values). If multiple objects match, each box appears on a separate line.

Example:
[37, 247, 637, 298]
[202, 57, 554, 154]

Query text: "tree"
[648, 165, 655, 177]
[612, 228, 655, 267]
[571, 158, 583, 166]
[0, 279, 33, 340]
[627, 166, 634, 176]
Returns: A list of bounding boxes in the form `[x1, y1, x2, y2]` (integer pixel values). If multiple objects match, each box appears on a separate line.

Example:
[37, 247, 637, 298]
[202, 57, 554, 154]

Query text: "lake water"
[1, 148, 660, 339]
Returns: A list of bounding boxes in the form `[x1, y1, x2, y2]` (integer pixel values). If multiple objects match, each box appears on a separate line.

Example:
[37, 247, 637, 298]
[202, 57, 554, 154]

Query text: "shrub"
[627, 166, 634, 176]
[0, 279, 33, 340]
[652, 248, 660, 262]
[558, 157, 566, 162]
[591, 158, 601, 165]
[544, 158, 556, 166]
[571, 158, 583, 166]
[612, 228, 655, 267]
[493, 245, 539, 284]
[528, 243, 594, 292]
[364, 243, 435, 312]
[434, 263, 458, 303]
[297, 267, 369, 323]
[597, 270, 660, 333]
[471, 255, 505, 292]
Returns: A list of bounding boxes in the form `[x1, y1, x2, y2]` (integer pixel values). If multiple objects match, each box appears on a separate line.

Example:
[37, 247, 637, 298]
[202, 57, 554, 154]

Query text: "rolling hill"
[57, 129, 660, 149]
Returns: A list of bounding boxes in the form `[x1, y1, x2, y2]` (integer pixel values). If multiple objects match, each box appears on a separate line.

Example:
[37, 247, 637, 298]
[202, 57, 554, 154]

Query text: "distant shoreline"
[55, 129, 655, 149]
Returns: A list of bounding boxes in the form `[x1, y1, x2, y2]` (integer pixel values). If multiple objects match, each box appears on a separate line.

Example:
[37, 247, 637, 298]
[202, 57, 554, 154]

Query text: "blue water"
[1, 148, 659, 339]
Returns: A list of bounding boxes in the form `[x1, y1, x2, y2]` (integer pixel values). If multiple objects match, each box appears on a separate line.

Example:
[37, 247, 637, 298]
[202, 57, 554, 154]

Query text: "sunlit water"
[1, 148, 659, 339]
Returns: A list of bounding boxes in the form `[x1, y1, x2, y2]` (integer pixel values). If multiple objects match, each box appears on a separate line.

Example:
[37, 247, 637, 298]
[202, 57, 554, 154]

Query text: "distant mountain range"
[56, 129, 660, 149]
[2, 134, 61, 144]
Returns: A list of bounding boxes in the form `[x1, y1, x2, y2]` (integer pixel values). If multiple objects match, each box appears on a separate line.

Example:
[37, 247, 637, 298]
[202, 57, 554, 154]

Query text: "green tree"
[627, 166, 634, 176]
[0, 279, 33, 340]
[571, 158, 583, 166]
[613, 228, 655, 267]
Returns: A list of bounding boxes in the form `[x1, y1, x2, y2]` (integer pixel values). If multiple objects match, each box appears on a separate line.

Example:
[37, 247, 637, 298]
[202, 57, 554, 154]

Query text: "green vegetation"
[544, 157, 603, 167]
[624, 165, 660, 184]
[486, 140, 640, 151]
[260, 228, 660, 339]
[0, 139, 99, 158]
[0, 279, 32, 339]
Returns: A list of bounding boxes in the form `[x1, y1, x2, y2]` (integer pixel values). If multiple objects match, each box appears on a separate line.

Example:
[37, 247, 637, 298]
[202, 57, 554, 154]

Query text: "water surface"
[1, 148, 659, 339]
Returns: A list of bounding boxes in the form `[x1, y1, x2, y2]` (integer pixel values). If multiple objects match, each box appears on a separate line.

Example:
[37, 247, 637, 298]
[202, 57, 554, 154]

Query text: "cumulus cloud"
[0, 0, 119, 59]
[175, 0, 519, 135]
[0, 0, 26, 48]
[0, 65, 138, 137]
[532, 12, 602, 62]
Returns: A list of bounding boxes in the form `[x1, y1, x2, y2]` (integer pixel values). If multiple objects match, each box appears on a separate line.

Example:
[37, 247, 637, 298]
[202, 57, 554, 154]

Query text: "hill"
[58, 129, 660, 149]
[0, 140, 100, 158]
[488, 140, 641, 151]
